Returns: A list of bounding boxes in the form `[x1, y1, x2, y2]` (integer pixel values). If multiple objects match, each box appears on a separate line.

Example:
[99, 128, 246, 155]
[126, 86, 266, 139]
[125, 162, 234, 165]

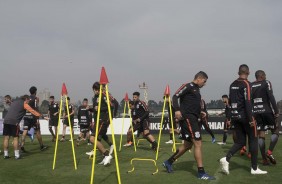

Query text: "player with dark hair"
[21, 86, 48, 152]
[77, 98, 92, 146]
[252, 70, 279, 165]
[60, 97, 75, 142]
[200, 99, 216, 143]
[86, 82, 119, 166]
[3, 95, 48, 159]
[124, 92, 158, 150]
[163, 71, 215, 180]
[220, 64, 267, 175]
[217, 95, 233, 145]
[48, 96, 59, 142]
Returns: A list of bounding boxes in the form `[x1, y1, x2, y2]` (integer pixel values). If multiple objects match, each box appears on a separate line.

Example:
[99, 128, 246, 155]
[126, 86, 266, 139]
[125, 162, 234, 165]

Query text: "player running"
[21, 86, 48, 153]
[252, 70, 279, 165]
[48, 96, 59, 142]
[123, 92, 158, 150]
[163, 71, 215, 180]
[217, 95, 233, 145]
[220, 64, 267, 175]
[200, 99, 216, 143]
[3, 95, 48, 159]
[86, 82, 119, 166]
[77, 98, 92, 146]
[60, 97, 75, 142]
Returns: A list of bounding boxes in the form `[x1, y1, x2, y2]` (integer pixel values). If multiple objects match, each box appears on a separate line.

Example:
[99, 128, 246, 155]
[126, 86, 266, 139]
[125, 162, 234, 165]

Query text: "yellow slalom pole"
[65, 96, 77, 170]
[128, 101, 136, 152]
[119, 102, 127, 151]
[105, 85, 121, 184]
[53, 96, 63, 170]
[155, 96, 167, 161]
[90, 85, 103, 184]
[168, 96, 176, 153]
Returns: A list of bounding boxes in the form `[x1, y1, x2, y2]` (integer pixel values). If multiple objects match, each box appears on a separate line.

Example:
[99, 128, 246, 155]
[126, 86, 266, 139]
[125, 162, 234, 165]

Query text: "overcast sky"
[0, 0, 282, 103]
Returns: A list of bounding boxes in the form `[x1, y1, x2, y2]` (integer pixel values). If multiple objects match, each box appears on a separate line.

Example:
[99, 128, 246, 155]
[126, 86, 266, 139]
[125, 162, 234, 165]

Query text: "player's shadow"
[170, 161, 197, 175]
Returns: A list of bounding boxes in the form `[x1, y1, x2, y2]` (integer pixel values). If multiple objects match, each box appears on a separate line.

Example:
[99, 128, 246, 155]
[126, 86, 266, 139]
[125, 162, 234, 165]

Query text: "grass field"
[0, 134, 282, 184]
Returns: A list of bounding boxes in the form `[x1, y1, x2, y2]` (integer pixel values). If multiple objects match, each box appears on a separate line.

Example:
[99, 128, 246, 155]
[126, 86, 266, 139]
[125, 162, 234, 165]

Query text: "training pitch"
[0, 134, 281, 184]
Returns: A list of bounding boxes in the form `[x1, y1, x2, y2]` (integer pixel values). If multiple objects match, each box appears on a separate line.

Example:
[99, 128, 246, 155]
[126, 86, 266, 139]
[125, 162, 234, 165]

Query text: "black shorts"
[63, 118, 74, 127]
[163, 117, 177, 129]
[132, 119, 150, 133]
[23, 119, 40, 131]
[49, 118, 59, 127]
[179, 114, 201, 141]
[80, 123, 90, 133]
[3, 124, 20, 137]
[91, 119, 109, 141]
[255, 113, 276, 131]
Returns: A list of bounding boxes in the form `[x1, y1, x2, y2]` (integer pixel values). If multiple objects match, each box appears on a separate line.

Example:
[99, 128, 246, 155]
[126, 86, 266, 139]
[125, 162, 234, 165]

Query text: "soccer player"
[86, 82, 119, 166]
[3, 95, 12, 118]
[123, 92, 158, 150]
[77, 98, 92, 146]
[21, 86, 48, 152]
[164, 97, 179, 144]
[60, 97, 75, 142]
[48, 96, 59, 142]
[217, 95, 232, 145]
[251, 70, 279, 165]
[220, 64, 267, 175]
[200, 99, 216, 143]
[163, 71, 215, 180]
[3, 95, 48, 159]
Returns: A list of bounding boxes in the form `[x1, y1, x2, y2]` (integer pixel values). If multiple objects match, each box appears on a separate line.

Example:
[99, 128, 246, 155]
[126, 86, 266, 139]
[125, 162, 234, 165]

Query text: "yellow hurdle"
[127, 158, 159, 175]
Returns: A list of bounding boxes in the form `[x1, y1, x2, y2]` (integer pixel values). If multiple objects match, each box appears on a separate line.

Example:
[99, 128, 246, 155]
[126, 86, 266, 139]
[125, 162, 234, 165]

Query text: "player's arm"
[173, 83, 191, 119]
[24, 103, 48, 120]
[111, 96, 119, 118]
[69, 105, 75, 116]
[243, 81, 254, 124]
[266, 81, 279, 115]
[77, 107, 81, 122]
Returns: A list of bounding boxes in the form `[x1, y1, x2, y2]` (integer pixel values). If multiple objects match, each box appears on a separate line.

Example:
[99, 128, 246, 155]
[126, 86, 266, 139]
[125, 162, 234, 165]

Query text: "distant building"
[37, 89, 50, 106]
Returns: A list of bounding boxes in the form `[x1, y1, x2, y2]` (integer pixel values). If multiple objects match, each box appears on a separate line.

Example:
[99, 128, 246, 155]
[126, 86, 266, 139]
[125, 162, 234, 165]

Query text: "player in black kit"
[220, 64, 267, 175]
[163, 71, 215, 180]
[77, 98, 92, 146]
[252, 70, 279, 165]
[200, 99, 216, 143]
[60, 97, 75, 142]
[48, 96, 59, 142]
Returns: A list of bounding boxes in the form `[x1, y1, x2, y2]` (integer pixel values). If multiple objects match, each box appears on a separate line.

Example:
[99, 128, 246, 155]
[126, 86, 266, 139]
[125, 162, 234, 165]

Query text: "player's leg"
[124, 122, 139, 147]
[3, 124, 11, 159]
[49, 119, 56, 140]
[255, 114, 268, 164]
[142, 120, 157, 150]
[35, 127, 47, 151]
[61, 122, 67, 141]
[20, 120, 31, 152]
[201, 118, 215, 143]
[12, 124, 20, 159]
[267, 114, 279, 164]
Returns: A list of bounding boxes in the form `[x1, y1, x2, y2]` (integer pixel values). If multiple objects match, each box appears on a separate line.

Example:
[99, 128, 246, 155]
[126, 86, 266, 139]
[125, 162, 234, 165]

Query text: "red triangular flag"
[124, 93, 129, 102]
[61, 83, 68, 96]
[164, 85, 170, 96]
[100, 67, 109, 84]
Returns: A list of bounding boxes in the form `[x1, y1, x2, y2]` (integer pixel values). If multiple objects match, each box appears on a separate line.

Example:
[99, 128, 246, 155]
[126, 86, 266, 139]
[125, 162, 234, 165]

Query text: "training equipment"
[119, 93, 136, 152]
[90, 67, 121, 184]
[52, 83, 77, 170]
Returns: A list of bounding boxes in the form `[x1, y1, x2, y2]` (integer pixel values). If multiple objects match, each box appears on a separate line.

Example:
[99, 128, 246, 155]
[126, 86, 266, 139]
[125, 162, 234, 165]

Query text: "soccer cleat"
[217, 142, 226, 145]
[212, 138, 216, 144]
[251, 167, 267, 175]
[40, 145, 48, 151]
[86, 150, 94, 156]
[163, 160, 173, 173]
[240, 147, 247, 156]
[266, 153, 276, 165]
[87, 143, 92, 146]
[98, 157, 106, 165]
[198, 173, 216, 180]
[262, 159, 270, 166]
[220, 157, 229, 175]
[15, 155, 22, 160]
[103, 155, 113, 166]
[165, 140, 173, 144]
[123, 142, 132, 147]
[21, 147, 27, 153]
[109, 145, 114, 155]
[4, 156, 11, 159]
[60, 138, 66, 142]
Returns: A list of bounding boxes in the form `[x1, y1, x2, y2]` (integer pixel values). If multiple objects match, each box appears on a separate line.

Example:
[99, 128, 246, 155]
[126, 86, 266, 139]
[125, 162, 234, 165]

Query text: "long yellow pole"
[155, 96, 167, 160]
[52, 96, 63, 170]
[168, 96, 176, 152]
[105, 85, 121, 184]
[128, 101, 136, 152]
[65, 96, 77, 170]
[90, 85, 103, 184]
[119, 101, 127, 151]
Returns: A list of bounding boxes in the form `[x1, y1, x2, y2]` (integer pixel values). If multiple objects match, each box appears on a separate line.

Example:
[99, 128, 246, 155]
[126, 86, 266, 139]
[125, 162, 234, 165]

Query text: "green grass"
[0, 134, 282, 184]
